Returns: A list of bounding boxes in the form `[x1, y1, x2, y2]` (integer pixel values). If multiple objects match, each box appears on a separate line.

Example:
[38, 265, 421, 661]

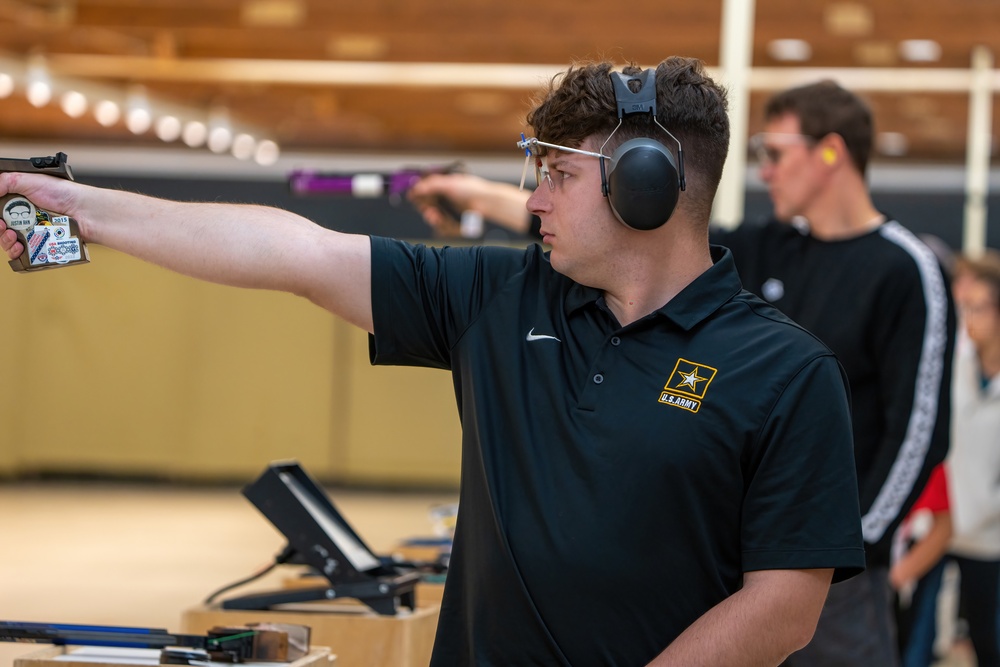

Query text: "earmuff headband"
[600, 69, 686, 230]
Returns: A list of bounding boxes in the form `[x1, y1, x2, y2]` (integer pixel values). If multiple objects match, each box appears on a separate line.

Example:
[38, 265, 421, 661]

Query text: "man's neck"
[601, 231, 712, 327]
[801, 175, 883, 241]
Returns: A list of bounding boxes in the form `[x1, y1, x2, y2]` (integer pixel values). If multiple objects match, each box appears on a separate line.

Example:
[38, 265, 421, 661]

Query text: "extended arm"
[0, 172, 374, 332]
[648, 568, 832, 666]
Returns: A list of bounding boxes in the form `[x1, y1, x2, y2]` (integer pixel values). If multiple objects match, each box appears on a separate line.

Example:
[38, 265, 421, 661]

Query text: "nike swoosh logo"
[526, 327, 561, 343]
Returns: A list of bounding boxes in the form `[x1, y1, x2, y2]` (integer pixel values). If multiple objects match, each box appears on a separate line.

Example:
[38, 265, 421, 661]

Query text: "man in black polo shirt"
[1, 57, 864, 666]
[411, 80, 955, 666]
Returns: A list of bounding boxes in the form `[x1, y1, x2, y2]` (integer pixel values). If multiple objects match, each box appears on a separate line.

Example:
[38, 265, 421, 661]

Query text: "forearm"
[648, 569, 831, 667]
[471, 182, 532, 234]
[890, 513, 952, 588]
[409, 173, 531, 235]
[92, 191, 372, 328]
[79, 187, 317, 289]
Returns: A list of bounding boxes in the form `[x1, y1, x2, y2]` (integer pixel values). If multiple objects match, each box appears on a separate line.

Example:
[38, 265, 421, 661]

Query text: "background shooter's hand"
[407, 178, 465, 237]
[408, 173, 532, 238]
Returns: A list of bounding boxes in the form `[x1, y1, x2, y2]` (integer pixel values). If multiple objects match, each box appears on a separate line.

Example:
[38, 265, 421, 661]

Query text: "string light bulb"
[231, 133, 256, 160]
[125, 86, 152, 134]
[155, 115, 182, 142]
[254, 139, 280, 166]
[0, 72, 13, 98]
[182, 120, 208, 147]
[207, 107, 233, 153]
[60, 90, 88, 118]
[25, 58, 52, 107]
[94, 99, 121, 127]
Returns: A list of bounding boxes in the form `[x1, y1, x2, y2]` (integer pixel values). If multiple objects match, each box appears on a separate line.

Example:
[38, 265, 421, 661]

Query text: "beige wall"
[2, 246, 461, 487]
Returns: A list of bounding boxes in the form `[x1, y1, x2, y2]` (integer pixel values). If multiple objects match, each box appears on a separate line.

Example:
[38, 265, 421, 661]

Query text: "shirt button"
[593, 374, 604, 384]
[610, 336, 621, 346]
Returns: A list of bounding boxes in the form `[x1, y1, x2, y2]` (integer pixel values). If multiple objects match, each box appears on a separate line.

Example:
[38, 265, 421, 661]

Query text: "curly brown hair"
[525, 56, 730, 221]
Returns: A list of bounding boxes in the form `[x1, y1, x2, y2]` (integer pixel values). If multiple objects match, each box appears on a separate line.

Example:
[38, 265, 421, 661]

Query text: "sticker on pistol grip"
[46, 237, 81, 264]
[2, 197, 37, 235]
[26, 226, 51, 265]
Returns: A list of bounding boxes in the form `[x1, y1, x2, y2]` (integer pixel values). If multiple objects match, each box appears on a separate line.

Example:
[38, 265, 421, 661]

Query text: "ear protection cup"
[606, 138, 680, 231]
[602, 69, 684, 231]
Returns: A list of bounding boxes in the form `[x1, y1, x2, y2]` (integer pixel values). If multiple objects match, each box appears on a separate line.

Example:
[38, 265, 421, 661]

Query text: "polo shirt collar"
[564, 245, 743, 331]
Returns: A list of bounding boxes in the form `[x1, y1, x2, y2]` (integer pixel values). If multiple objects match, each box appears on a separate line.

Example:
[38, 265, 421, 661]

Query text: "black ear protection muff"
[599, 69, 686, 231]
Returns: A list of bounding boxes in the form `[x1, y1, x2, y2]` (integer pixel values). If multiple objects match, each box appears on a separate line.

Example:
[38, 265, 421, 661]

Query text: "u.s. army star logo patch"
[658, 358, 718, 413]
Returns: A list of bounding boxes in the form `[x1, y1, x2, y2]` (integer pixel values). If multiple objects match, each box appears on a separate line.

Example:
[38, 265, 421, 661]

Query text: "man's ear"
[818, 133, 847, 167]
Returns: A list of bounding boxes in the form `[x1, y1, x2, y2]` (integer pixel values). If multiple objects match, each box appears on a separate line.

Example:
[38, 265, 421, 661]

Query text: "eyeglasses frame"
[516, 120, 686, 196]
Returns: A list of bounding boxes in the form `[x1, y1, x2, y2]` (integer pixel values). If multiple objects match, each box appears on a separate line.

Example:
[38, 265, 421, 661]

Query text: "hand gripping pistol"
[1, 152, 90, 273]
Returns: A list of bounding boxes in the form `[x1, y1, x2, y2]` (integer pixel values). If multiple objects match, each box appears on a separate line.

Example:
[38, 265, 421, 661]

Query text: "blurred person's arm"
[890, 510, 953, 590]
[409, 173, 534, 237]
[859, 257, 955, 552]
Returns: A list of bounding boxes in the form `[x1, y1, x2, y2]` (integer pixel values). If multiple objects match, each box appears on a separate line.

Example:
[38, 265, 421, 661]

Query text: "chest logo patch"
[659, 358, 718, 413]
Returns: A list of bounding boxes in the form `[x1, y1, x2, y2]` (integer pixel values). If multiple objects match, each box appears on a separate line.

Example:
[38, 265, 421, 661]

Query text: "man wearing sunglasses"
[1, 58, 864, 666]
[711, 81, 955, 667]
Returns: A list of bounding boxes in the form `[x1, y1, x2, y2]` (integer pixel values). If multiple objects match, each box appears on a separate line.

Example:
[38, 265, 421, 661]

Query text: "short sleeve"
[367, 236, 531, 369]
[741, 354, 866, 582]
